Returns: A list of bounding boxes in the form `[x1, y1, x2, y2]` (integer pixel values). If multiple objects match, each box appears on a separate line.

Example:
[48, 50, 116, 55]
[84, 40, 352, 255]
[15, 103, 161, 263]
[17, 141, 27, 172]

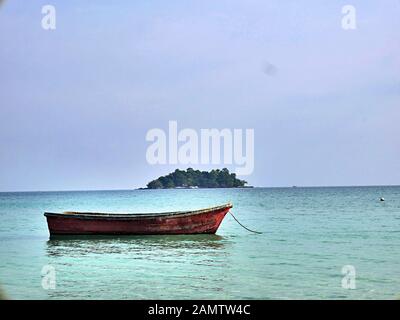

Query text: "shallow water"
[0, 187, 399, 299]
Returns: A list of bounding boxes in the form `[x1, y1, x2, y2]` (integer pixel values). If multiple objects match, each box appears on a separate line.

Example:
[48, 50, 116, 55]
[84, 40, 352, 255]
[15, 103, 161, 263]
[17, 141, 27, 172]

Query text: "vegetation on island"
[146, 168, 248, 189]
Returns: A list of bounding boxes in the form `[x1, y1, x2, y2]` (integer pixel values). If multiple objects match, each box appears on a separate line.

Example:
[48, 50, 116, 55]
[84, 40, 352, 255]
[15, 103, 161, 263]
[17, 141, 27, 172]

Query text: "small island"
[145, 168, 249, 189]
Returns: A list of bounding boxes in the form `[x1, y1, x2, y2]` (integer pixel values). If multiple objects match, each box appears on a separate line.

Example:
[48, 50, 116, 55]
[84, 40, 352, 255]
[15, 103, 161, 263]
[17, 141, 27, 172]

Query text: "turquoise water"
[0, 187, 399, 300]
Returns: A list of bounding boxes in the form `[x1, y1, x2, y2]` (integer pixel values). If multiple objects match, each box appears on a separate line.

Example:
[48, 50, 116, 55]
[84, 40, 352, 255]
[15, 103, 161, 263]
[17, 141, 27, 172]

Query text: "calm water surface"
[0, 187, 399, 299]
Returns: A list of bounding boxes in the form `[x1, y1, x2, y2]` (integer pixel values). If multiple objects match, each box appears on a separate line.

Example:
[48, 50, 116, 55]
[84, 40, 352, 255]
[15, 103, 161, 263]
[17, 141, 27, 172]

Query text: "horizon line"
[0, 184, 399, 193]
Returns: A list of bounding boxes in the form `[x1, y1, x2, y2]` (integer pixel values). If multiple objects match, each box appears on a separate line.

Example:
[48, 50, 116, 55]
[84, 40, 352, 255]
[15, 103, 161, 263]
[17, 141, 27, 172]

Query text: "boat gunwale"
[44, 203, 232, 220]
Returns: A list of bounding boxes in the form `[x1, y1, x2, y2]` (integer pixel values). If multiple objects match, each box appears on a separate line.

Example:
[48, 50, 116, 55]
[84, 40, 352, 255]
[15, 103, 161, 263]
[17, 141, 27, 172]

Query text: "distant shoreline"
[137, 186, 255, 190]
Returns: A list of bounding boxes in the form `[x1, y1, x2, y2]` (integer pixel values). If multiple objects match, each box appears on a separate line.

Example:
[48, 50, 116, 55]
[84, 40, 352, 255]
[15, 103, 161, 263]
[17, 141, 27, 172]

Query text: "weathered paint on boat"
[44, 203, 232, 235]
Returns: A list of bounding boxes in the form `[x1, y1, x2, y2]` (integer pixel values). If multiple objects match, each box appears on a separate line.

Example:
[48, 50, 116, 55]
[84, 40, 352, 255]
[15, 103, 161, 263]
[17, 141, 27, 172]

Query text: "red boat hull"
[44, 204, 232, 235]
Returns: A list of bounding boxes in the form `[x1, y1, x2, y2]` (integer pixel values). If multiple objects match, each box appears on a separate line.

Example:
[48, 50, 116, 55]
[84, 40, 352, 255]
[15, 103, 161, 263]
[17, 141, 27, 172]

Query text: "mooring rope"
[228, 211, 263, 234]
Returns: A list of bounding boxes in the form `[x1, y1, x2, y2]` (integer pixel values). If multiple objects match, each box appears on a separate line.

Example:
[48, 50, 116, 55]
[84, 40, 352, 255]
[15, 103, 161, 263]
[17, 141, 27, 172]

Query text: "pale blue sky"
[0, 0, 399, 191]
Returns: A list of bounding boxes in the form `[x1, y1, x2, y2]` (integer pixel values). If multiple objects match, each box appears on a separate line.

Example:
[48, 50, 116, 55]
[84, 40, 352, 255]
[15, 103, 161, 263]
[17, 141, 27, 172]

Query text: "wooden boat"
[44, 203, 232, 236]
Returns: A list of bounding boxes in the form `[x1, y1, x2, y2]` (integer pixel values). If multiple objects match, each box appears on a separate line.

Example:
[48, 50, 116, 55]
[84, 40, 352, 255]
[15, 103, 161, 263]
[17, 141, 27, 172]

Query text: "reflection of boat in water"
[48, 234, 224, 242]
[44, 203, 232, 236]
[46, 234, 227, 256]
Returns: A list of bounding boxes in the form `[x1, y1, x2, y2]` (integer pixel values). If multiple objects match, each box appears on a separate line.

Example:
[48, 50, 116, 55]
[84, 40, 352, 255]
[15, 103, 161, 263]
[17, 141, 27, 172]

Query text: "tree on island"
[146, 168, 247, 189]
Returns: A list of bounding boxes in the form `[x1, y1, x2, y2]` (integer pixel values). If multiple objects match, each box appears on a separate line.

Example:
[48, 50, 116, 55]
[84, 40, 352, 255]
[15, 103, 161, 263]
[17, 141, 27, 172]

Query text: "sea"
[0, 186, 399, 299]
